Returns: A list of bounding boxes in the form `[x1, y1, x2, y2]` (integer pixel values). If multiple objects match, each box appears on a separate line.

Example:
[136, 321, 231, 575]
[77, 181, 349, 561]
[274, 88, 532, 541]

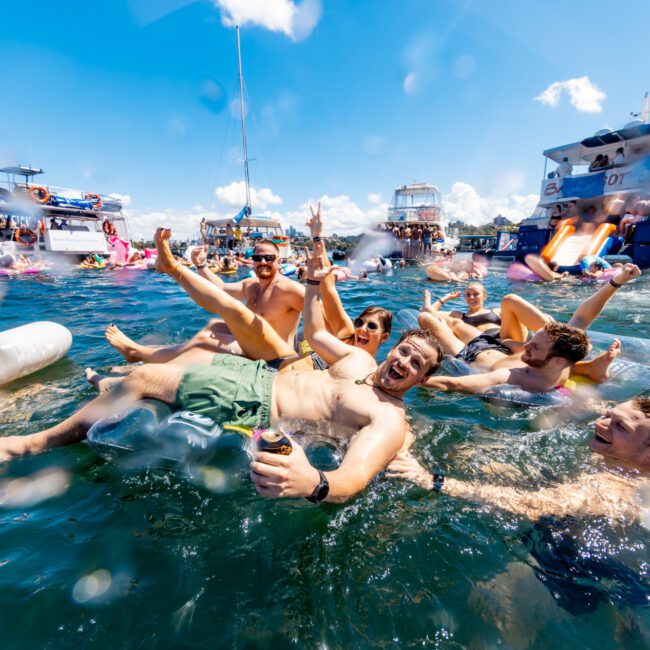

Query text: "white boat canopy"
[205, 214, 283, 229]
[544, 123, 650, 165]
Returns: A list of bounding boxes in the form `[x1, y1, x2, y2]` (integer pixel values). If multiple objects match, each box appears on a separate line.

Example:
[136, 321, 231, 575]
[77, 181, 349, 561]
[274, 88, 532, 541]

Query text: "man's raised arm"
[190, 245, 247, 299]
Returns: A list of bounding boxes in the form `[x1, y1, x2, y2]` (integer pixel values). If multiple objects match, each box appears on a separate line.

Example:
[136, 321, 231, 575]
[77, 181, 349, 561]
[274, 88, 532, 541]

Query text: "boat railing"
[6, 183, 123, 212]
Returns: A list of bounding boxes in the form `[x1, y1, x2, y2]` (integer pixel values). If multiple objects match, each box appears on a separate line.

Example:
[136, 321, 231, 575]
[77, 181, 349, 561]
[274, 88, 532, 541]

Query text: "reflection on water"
[0, 266, 648, 647]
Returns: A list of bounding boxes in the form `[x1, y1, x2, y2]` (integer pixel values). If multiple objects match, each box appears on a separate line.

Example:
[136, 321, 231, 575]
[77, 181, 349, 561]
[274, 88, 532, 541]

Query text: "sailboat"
[204, 26, 292, 259]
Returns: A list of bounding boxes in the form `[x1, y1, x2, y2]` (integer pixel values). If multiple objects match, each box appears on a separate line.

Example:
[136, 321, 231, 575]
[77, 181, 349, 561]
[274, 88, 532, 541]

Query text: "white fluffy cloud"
[443, 181, 538, 226]
[214, 0, 322, 41]
[534, 76, 606, 113]
[284, 194, 388, 236]
[367, 192, 382, 204]
[214, 181, 283, 210]
[126, 206, 221, 241]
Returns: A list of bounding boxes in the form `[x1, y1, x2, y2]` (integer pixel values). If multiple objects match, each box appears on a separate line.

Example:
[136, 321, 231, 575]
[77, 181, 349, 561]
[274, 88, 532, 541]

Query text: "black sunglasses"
[354, 317, 380, 331]
[252, 254, 277, 263]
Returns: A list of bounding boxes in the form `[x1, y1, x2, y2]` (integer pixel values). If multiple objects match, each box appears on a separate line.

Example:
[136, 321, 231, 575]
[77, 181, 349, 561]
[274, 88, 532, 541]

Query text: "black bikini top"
[461, 309, 501, 328]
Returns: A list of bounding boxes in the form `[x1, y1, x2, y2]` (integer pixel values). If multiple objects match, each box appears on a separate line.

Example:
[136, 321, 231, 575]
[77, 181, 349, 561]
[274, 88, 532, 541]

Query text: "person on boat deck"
[557, 156, 573, 177]
[49, 218, 60, 230]
[613, 147, 625, 166]
[0, 245, 444, 507]
[225, 223, 234, 250]
[387, 396, 650, 525]
[417, 263, 641, 393]
[589, 154, 606, 171]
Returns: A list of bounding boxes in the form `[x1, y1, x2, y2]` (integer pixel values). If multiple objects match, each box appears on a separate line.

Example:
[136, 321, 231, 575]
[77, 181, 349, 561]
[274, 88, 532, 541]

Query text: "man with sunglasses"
[104, 238, 306, 366]
[0, 234, 444, 505]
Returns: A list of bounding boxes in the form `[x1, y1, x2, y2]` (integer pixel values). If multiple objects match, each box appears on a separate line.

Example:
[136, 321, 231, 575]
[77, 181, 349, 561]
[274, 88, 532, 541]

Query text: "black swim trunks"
[455, 334, 511, 364]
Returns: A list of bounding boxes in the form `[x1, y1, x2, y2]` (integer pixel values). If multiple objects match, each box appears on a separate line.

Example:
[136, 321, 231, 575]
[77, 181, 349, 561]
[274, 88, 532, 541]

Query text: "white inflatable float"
[0, 321, 72, 385]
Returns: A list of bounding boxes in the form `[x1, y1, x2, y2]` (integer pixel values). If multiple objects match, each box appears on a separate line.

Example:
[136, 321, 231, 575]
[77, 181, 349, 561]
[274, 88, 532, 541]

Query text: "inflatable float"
[506, 262, 543, 282]
[0, 321, 72, 386]
[361, 257, 392, 273]
[0, 267, 42, 277]
[87, 402, 255, 490]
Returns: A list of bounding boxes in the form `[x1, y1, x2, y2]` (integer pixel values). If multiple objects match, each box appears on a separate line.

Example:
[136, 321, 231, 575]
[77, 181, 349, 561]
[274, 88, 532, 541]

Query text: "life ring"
[85, 193, 103, 209]
[15, 227, 37, 246]
[38, 218, 46, 234]
[102, 220, 116, 236]
[28, 185, 50, 204]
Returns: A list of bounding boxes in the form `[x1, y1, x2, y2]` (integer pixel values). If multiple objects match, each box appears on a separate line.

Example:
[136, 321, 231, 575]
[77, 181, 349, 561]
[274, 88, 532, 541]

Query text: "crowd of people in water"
[0, 203, 647, 535]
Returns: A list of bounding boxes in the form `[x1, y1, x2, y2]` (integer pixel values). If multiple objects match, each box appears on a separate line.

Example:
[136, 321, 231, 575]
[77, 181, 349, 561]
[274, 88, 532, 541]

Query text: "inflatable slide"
[541, 223, 616, 270]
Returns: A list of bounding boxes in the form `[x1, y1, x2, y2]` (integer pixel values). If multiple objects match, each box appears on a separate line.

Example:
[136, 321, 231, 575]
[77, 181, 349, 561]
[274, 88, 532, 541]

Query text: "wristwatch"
[306, 469, 329, 503]
[431, 473, 445, 493]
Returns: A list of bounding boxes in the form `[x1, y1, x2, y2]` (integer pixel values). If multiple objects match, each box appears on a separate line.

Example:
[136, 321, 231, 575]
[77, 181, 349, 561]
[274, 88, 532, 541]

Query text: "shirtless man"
[0, 242, 443, 504]
[105, 238, 305, 364]
[387, 396, 650, 524]
[418, 264, 641, 394]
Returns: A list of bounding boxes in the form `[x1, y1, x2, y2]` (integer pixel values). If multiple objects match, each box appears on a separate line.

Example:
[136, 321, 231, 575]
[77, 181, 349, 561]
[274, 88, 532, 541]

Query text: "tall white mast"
[642, 91, 649, 124]
[236, 25, 251, 213]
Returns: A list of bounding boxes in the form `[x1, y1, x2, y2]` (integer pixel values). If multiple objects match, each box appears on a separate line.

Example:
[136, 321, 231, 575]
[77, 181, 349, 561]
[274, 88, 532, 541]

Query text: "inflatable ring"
[579, 255, 611, 272]
[85, 193, 103, 209]
[28, 185, 50, 204]
[15, 227, 37, 246]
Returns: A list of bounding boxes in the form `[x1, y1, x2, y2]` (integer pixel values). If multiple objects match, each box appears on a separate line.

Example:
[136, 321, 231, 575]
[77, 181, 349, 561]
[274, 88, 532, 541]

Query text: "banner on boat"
[539, 157, 650, 205]
[44, 230, 109, 253]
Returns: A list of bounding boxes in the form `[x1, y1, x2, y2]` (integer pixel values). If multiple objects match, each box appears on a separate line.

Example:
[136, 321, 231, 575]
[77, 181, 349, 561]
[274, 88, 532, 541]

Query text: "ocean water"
[0, 266, 649, 649]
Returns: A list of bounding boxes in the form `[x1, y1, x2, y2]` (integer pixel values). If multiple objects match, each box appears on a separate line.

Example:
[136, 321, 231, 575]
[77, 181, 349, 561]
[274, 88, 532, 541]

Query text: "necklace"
[354, 371, 404, 402]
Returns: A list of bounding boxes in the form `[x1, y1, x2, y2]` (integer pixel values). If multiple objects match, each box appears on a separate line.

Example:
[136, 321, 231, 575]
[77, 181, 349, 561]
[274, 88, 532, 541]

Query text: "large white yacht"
[0, 165, 128, 259]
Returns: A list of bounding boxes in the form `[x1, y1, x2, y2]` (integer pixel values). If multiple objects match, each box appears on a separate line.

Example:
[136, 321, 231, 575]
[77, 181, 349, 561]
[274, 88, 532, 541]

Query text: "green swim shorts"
[175, 354, 275, 429]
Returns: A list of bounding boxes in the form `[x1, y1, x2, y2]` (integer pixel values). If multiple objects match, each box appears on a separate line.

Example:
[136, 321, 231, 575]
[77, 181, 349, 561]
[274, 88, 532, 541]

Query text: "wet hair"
[396, 329, 443, 375]
[466, 281, 486, 294]
[634, 397, 650, 417]
[548, 261, 559, 272]
[357, 306, 393, 335]
[543, 322, 589, 363]
[254, 239, 280, 254]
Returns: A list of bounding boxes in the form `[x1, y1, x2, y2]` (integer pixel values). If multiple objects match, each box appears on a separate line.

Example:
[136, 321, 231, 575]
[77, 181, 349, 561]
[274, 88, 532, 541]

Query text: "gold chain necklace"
[354, 371, 404, 402]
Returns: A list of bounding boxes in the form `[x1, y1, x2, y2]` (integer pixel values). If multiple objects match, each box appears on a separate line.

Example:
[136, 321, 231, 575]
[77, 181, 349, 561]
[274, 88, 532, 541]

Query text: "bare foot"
[154, 227, 182, 276]
[84, 368, 124, 394]
[105, 324, 145, 363]
[578, 339, 621, 384]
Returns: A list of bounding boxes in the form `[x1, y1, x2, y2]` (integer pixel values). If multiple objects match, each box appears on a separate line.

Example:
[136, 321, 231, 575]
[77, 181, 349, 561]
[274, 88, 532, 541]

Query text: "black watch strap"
[305, 469, 329, 503]
[431, 473, 445, 493]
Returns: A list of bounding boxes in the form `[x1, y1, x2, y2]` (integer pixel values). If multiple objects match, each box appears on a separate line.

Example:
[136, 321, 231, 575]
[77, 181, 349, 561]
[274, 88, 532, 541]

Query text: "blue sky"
[1, 0, 649, 238]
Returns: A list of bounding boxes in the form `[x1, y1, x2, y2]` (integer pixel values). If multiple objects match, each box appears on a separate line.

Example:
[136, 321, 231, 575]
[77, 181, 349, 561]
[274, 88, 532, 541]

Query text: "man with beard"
[104, 238, 306, 367]
[423, 320, 590, 394]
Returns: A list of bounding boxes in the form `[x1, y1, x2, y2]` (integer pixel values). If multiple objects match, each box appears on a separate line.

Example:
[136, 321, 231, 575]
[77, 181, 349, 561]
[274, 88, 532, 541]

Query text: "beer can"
[256, 429, 292, 455]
